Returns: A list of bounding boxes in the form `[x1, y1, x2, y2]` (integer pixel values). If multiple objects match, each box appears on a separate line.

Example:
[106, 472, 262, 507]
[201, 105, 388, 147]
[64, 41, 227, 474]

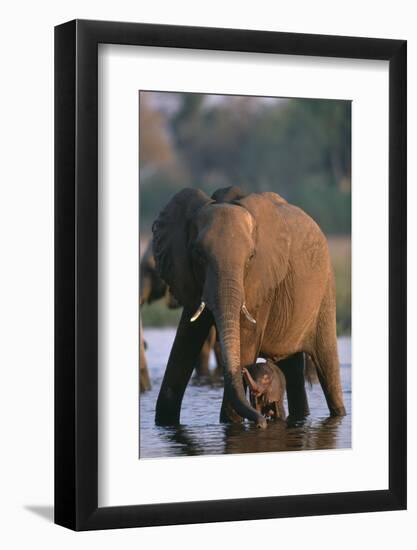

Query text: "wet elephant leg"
[312, 338, 346, 417]
[278, 352, 310, 419]
[139, 317, 151, 392]
[155, 308, 213, 425]
[312, 284, 346, 417]
[139, 355, 151, 392]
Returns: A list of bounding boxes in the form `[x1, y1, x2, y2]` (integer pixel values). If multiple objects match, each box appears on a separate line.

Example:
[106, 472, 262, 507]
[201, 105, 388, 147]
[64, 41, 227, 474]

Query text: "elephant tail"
[304, 354, 319, 387]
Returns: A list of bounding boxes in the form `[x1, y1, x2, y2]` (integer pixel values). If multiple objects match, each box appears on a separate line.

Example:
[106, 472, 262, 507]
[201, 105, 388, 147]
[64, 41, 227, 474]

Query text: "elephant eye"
[245, 250, 256, 269]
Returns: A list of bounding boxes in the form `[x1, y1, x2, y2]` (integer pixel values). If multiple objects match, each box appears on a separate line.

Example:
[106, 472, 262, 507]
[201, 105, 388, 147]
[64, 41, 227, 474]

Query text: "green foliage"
[139, 93, 351, 335]
[329, 237, 351, 336]
[141, 300, 182, 328]
[140, 94, 351, 235]
[140, 173, 184, 232]
[292, 182, 351, 235]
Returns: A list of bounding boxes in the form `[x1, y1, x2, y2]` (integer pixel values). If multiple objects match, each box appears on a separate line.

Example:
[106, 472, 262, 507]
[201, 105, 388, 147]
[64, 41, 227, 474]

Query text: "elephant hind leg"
[194, 332, 212, 377]
[312, 291, 346, 416]
[279, 352, 309, 419]
[311, 347, 346, 416]
[139, 363, 151, 392]
[139, 318, 151, 392]
[212, 341, 223, 378]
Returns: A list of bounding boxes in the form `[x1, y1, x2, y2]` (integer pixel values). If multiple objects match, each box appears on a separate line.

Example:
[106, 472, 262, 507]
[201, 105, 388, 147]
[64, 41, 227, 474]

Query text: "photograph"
[0, 0, 410, 541]
[139, 90, 352, 459]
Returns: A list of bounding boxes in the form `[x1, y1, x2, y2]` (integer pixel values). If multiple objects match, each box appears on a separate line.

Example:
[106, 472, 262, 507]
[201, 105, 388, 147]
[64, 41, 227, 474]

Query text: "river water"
[139, 328, 351, 458]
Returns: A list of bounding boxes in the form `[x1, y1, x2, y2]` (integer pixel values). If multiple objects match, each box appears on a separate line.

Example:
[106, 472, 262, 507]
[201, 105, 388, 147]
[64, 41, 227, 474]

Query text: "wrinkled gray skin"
[140, 241, 221, 378]
[153, 186, 346, 428]
[243, 361, 286, 420]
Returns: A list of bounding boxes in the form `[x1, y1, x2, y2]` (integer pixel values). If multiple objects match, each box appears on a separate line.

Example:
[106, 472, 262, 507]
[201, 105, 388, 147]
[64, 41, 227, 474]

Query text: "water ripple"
[140, 329, 351, 458]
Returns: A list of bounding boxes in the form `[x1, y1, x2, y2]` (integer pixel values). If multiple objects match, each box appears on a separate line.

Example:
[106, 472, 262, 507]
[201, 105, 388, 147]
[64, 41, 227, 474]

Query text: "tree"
[139, 93, 175, 177]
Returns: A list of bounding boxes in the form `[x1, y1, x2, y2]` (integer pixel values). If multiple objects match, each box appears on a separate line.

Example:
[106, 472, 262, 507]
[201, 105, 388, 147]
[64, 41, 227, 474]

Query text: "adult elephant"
[140, 241, 221, 377]
[153, 186, 346, 428]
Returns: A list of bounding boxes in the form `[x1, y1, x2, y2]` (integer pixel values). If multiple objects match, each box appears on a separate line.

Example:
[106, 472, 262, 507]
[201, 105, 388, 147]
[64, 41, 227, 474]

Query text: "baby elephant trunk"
[242, 368, 264, 397]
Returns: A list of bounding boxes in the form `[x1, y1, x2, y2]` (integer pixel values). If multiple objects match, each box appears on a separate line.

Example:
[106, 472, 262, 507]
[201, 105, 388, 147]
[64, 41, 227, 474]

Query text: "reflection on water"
[140, 328, 351, 458]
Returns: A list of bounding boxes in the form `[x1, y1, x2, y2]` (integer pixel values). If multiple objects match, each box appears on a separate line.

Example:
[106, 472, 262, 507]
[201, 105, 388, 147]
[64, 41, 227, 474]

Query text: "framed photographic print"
[55, 19, 406, 530]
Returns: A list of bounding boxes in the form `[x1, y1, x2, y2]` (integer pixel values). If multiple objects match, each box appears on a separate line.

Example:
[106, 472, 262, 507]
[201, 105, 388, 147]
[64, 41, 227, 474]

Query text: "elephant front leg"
[155, 308, 213, 425]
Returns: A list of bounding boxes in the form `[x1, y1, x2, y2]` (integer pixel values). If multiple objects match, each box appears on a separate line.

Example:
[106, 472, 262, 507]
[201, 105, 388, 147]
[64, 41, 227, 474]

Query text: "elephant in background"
[140, 241, 179, 309]
[152, 185, 346, 428]
[139, 315, 151, 392]
[140, 241, 221, 378]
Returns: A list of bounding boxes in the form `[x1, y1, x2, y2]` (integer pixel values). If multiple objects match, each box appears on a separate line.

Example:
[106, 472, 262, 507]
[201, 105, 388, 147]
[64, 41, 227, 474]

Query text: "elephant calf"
[243, 361, 286, 420]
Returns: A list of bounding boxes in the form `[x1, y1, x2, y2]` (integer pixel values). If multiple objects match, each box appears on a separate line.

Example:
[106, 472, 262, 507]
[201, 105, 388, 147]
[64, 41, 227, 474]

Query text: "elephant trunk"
[204, 272, 267, 428]
[242, 368, 261, 396]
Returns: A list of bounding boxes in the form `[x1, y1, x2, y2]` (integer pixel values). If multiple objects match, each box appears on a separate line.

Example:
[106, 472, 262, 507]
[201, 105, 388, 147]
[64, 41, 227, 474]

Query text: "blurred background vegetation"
[140, 92, 351, 336]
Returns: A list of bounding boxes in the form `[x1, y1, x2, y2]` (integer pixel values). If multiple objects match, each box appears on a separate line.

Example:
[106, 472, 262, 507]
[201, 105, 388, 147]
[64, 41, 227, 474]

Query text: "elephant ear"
[152, 188, 211, 309]
[238, 192, 291, 306]
[211, 185, 246, 203]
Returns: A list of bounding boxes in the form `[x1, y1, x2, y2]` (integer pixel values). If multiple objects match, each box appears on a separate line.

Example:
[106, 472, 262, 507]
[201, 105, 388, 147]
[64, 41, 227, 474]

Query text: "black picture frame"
[55, 19, 407, 531]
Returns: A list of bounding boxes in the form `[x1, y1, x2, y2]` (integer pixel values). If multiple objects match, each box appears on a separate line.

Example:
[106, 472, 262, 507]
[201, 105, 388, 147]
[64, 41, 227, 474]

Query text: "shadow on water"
[146, 416, 348, 458]
[225, 416, 346, 455]
[140, 329, 351, 459]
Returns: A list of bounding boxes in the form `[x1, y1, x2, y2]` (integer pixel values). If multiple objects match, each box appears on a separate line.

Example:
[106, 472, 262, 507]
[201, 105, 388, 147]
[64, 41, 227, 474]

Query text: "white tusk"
[242, 304, 256, 324]
[190, 301, 206, 322]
